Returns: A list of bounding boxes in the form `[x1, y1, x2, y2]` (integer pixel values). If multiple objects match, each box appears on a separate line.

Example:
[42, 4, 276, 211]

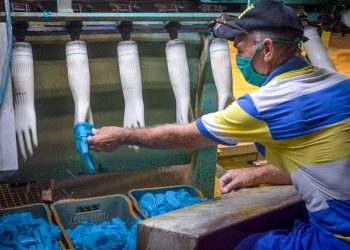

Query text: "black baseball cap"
[212, 0, 306, 41]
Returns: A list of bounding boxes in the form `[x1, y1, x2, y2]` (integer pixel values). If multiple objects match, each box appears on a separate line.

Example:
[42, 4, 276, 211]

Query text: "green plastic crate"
[50, 194, 137, 249]
[0, 203, 67, 249]
[128, 185, 205, 219]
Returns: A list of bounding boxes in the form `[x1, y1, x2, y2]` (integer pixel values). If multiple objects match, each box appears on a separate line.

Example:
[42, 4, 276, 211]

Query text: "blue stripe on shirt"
[195, 118, 233, 146]
[254, 142, 266, 157]
[309, 199, 350, 237]
[263, 79, 350, 140]
[237, 94, 263, 120]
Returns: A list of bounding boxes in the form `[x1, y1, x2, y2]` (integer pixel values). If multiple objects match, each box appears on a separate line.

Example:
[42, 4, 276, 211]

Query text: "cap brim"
[213, 22, 247, 41]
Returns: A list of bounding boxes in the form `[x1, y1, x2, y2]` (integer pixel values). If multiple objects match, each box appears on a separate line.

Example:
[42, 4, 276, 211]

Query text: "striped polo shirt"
[196, 55, 350, 241]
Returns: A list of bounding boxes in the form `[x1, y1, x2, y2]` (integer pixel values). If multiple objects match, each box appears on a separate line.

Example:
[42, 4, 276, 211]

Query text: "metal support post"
[190, 35, 218, 198]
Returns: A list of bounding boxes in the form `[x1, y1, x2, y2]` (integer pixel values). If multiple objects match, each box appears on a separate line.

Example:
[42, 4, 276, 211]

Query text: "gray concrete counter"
[137, 185, 306, 250]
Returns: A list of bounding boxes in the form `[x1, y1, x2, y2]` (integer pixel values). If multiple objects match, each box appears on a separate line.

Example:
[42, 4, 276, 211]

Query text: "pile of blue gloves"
[67, 218, 138, 250]
[138, 188, 207, 218]
[0, 212, 61, 250]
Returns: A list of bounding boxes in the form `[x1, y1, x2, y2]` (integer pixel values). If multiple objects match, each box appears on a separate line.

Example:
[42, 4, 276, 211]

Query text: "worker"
[88, 1, 350, 249]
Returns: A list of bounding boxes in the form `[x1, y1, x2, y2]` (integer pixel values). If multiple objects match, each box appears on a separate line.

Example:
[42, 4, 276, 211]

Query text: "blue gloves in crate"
[67, 217, 138, 250]
[0, 212, 61, 250]
[138, 188, 207, 218]
[65, 189, 206, 249]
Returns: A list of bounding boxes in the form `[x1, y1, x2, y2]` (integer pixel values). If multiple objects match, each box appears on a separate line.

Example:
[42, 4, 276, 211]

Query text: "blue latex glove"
[74, 122, 96, 173]
[138, 193, 158, 217]
[0, 212, 61, 250]
[66, 217, 138, 250]
[165, 191, 181, 209]
[138, 189, 208, 218]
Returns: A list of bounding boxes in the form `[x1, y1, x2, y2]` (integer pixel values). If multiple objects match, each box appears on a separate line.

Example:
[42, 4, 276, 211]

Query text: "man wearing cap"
[88, 0, 350, 249]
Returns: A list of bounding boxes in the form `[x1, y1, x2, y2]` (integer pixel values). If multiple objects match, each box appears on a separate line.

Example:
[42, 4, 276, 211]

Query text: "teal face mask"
[236, 39, 300, 87]
[236, 42, 266, 87]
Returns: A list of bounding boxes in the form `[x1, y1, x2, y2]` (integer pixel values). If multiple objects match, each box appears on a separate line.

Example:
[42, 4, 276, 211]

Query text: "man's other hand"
[219, 164, 292, 194]
[219, 168, 257, 194]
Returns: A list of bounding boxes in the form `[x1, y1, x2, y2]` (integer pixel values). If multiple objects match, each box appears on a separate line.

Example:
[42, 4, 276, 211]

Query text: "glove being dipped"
[74, 122, 95, 173]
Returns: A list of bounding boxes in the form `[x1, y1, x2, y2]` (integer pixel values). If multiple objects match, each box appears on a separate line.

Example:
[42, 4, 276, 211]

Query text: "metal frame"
[0, 12, 239, 22]
[16, 24, 212, 36]
[0, 11, 321, 23]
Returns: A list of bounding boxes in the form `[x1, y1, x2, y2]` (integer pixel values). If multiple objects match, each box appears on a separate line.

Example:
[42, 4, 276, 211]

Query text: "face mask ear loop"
[271, 38, 302, 56]
[249, 41, 265, 76]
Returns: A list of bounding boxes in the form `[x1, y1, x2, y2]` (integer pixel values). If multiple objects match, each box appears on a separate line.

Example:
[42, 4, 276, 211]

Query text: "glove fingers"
[126, 123, 139, 151]
[177, 115, 188, 124]
[23, 130, 34, 157]
[82, 153, 95, 173]
[124, 122, 132, 129]
[137, 119, 145, 128]
[17, 131, 27, 161]
[31, 127, 38, 148]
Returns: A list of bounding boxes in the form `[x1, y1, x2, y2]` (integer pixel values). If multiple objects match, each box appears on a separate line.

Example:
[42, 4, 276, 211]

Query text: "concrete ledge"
[137, 185, 306, 250]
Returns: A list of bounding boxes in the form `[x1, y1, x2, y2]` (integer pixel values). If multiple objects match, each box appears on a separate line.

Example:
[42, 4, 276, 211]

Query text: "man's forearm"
[253, 164, 292, 185]
[124, 122, 215, 149]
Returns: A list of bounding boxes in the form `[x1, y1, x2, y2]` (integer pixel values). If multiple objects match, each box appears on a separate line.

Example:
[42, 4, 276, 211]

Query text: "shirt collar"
[262, 56, 310, 87]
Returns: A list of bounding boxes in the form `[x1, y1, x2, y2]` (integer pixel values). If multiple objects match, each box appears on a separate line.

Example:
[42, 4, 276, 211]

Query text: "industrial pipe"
[303, 26, 336, 71]
[165, 39, 193, 124]
[11, 42, 38, 161]
[117, 40, 145, 150]
[209, 38, 235, 110]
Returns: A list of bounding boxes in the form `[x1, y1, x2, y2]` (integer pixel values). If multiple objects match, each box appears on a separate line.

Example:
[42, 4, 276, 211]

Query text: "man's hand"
[220, 168, 258, 194]
[88, 126, 125, 152]
[219, 164, 292, 194]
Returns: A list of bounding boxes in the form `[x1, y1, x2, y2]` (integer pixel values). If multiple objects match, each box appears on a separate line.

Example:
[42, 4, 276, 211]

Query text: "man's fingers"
[91, 128, 99, 135]
[87, 126, 120, 153]
[219, 171, 241, 194]
[87, 135, 94, 144]
[221, 180, 240, 194]
[219, 178, 226, 189]
[220, 171, 235, 185]
[225, 180, 238, 192]
[219, 177, 231, 191]
[88, 129, 99, 145]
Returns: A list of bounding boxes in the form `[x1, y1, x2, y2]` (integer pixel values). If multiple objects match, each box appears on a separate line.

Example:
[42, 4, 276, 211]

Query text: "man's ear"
[262, 38, 274, 62]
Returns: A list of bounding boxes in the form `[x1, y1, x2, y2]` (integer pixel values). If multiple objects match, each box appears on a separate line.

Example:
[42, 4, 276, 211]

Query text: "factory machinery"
[0, 0, 350, 198]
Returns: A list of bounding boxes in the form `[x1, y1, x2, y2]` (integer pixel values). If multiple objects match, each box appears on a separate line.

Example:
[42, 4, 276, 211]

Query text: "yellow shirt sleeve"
[196, 101, 272, 145]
